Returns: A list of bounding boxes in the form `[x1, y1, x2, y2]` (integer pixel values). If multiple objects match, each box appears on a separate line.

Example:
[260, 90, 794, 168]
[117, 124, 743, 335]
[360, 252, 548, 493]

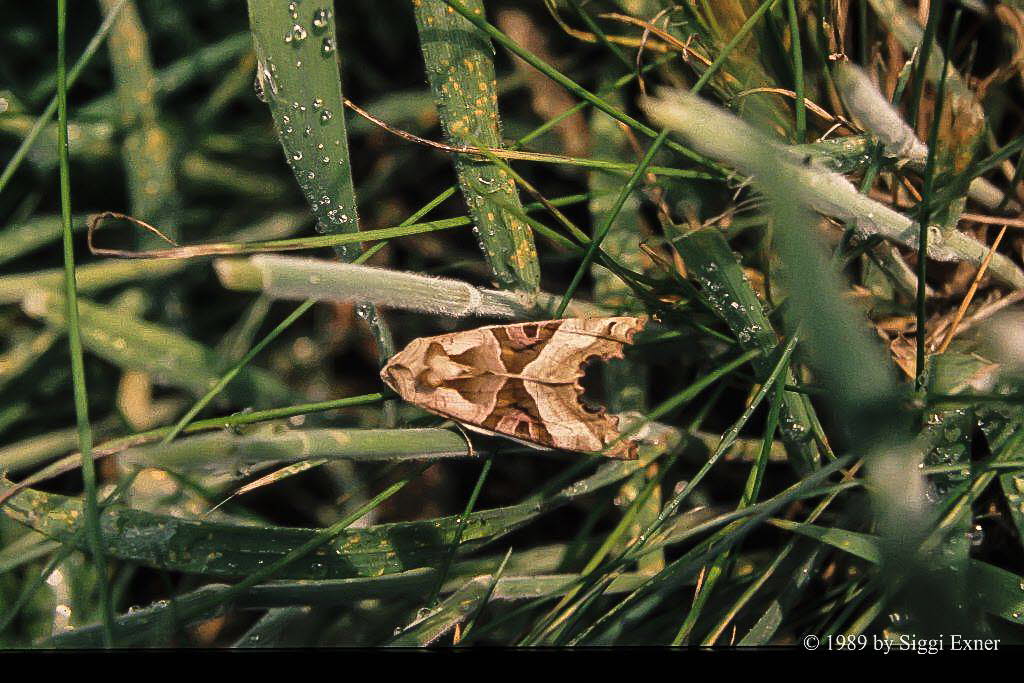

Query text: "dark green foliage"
[2, 0, 1024, 648]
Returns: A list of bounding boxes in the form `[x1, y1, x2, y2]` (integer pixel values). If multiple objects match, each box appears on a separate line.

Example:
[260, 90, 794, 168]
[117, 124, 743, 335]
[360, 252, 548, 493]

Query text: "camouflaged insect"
[381, 317, 645, 459]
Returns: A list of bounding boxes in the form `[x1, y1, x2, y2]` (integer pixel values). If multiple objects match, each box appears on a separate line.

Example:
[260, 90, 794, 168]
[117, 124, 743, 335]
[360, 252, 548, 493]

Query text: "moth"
[381, 317, 645, 459]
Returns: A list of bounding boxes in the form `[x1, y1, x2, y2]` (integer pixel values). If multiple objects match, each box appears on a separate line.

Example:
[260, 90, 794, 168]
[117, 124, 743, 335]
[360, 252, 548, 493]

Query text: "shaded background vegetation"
[2, 0, 1024, 647]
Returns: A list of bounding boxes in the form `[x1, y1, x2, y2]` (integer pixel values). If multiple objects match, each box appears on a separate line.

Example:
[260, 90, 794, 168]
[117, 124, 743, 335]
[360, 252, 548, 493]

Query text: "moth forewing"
[381, 317, 645, 459]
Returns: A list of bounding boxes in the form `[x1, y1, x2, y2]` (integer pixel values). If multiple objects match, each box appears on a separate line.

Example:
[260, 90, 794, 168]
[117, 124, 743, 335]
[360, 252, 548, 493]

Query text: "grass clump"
[2, 0, 1024, 648]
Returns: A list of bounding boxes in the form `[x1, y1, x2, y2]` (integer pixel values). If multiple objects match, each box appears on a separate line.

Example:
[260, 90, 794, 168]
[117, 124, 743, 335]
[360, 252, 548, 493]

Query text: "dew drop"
[319, 109, 333, 123]
[312, 8, 330, 29]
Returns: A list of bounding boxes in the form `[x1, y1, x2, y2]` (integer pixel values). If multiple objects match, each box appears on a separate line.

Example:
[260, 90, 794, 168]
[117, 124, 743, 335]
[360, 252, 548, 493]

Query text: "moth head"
[381, 341, 477, 397]
[379, 362, 410, 396]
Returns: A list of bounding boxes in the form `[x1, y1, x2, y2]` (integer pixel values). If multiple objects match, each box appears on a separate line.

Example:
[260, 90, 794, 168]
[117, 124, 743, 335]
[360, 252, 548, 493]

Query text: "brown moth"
[381, 317, 645, 459]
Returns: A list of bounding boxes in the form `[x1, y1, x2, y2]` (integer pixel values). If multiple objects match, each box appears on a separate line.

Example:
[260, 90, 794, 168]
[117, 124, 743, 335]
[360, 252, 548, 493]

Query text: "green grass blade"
[51, 569, 438, 647]
[0, 0, 128, 194]
[0, 455, 647, 581]
[56, 0, 112, 647]
[677, 228, 820, 472]
[119, 427, 472, 471]
[413, 0, 540, 292]
[774, 519, 1024, 628]
[98, 0, 181, 246]
[246, 1, 358, 253]
[22, 291, 292, 406]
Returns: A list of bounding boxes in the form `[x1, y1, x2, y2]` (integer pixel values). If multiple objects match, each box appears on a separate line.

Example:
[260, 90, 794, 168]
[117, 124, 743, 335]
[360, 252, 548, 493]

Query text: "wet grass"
[1, 0, 1024, 647]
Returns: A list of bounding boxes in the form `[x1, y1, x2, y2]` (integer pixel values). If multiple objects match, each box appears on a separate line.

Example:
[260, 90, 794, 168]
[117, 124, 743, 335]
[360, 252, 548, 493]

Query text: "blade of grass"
[0, 394, 386, 509]
[676, 229, 820, 473]
[427, 456, 493, 607]
[97, 0, 181, 246]
[456, 546, 513, 643]
[441, 0, 723, 173]
[785, 0, 806, 143]
[0, 0, 128, 194]
[53, 568, 438, 647]
[0, 212, 310, 304]
[0, 448, 654, 582]
[556, 128, 669, 316]
[711, 457, 865, 645]
[0, 214, 88, 267]
[246, 0, 396, 400]
[22, 291, 293, 406]
[587, 86, 661, 575]
[156, 240, 380, 449]
[82, 194, 596, 262]
[119, 427, 473, 471]
[672, 375, 784, 644]
[914, 5, 957, 389]
[568, 455, 854, 644]
[772, 520, 1024, 627]
[644, 90, 1024, 288]
[689, 0, 782, 96]
[413, 0, 540, 292]
[60, 480, 408, 647]
[56, 0, 112, 647]
[502, 353, 769, 641]
[637, 337, 797, 547]
[527, 468, 668, 644]
[230, 606, 316, 648]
